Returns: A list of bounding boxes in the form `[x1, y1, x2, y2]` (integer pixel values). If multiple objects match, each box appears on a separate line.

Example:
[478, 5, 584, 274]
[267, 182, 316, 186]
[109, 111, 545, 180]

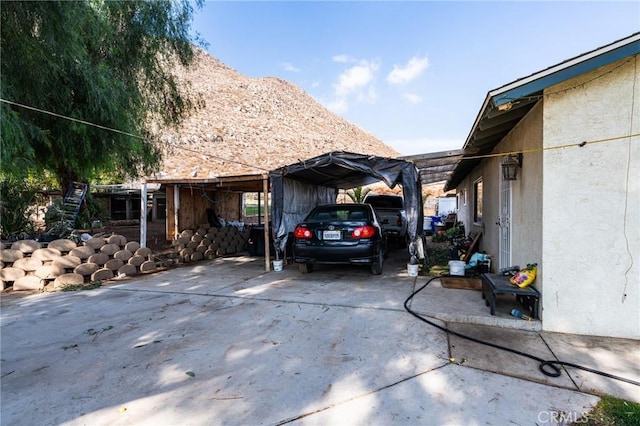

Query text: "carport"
[269, 151, 426, 265]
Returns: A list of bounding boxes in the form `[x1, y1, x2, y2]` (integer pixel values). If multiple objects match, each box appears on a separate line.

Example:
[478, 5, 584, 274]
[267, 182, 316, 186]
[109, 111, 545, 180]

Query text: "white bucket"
[407, 264, 419, 277]
[449, 260, 465, 276]
[273, 260, 283, 272]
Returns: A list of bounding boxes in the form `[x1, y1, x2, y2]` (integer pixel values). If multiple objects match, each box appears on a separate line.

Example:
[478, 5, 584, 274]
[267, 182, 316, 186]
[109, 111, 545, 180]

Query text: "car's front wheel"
[371, 254, 383, 275]
[298, 263, 314, 273]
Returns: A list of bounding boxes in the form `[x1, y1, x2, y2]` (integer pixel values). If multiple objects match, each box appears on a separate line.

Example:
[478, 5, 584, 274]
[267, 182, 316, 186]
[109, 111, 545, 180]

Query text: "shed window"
[474, 179, 483, 223]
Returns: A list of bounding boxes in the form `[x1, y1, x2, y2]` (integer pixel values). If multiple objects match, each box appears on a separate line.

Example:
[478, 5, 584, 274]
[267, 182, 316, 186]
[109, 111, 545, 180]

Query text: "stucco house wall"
[455, 103, 543, 279]
[496, 103, 544, 274]
[542, 57, 640, 338]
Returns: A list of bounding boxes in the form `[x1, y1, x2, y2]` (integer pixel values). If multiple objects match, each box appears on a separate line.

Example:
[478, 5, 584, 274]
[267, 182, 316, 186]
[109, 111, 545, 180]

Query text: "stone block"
[47, 239, 77, 252]
[0, 249, 24, 263]
[54, 273, 84, 288]
[139, 260, 156, 273]
[124, 241, 140, 252]
[91, 268, 114, 282]
[13, 257, 43, 272]
[117, 264, 137, 277]
[128, 255, 145, 267]
[11, 239, 41, 254]
[70, 245, 95, 259]
[35, 264, 65, 279]
[107, 234, 127, 246]
[84, 237, 106, 249]
[99, 243, 120, 256]
[179, 247, 194, 257]
[0, 267, 26, 282]
[13, 275, 44, 291]
[113, 249, 133, 261]
[135, 247, 152, 257]
[52, 255, 82, 270]
[104, 258, 124, 271]
[74, 263, 100, 276]
[31, 248, 63, 262]
[190, 251, 203, 262]
[87, 252, 109, 266]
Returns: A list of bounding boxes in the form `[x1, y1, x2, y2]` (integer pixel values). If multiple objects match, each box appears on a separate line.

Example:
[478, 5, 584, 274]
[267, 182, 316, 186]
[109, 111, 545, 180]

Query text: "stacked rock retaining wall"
[0, 225, 251, 291]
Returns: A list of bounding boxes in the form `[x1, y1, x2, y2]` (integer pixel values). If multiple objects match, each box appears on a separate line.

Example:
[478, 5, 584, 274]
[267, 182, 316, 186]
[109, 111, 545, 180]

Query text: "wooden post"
[174, 185, 180, 239]
[262, 175, 271, 272]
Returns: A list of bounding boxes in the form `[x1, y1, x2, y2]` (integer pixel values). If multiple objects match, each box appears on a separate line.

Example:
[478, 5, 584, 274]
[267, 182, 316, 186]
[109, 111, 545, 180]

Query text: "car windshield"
[306, 206, 368, 221]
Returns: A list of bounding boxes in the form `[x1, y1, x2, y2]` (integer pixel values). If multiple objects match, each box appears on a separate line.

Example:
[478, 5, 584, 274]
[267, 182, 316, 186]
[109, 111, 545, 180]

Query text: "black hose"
[404, 275, 640, 387]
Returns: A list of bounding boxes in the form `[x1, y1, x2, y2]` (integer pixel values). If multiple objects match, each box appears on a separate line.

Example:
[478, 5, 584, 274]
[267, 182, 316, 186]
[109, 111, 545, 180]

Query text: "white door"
[498, 175, 512, 270]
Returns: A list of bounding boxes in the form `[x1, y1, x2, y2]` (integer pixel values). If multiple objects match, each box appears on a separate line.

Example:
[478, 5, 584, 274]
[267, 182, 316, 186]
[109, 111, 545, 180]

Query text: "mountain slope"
[152, 49, 400, 180]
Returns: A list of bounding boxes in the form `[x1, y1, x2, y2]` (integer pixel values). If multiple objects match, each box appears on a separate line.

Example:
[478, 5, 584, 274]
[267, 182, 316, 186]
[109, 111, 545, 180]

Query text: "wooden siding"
[165, 185, 242, 240]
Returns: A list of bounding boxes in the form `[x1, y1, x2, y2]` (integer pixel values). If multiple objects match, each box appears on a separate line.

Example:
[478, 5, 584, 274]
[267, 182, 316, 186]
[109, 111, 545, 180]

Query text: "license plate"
[323, 230, 341, 240]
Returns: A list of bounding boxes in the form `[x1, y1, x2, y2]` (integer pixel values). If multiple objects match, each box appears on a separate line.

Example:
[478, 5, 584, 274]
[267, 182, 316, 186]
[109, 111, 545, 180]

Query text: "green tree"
[1, 0, 204, 190]
[346, 186, 372, 203]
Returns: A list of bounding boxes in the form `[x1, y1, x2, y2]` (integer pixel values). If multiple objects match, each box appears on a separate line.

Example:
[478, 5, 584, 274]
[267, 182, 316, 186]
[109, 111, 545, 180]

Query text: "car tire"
[298, 263, 313, 273]
[371, 254, 383, 275]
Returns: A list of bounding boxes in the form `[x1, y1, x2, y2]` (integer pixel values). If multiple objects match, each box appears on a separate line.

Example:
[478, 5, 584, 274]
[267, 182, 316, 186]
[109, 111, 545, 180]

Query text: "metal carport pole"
[262, 174, 271, 271]
[140, 182, 147, 248]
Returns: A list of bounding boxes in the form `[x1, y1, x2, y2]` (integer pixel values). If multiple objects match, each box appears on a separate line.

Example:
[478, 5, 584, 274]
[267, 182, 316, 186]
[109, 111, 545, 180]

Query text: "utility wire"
[2, 97, 638, 170]
[1, 98, 270, 173]
[1, 98, 145, 140]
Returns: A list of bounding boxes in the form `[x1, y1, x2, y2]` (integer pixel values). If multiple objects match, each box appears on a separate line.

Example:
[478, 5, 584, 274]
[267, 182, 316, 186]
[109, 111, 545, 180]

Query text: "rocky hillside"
[151, 49, 400, 180]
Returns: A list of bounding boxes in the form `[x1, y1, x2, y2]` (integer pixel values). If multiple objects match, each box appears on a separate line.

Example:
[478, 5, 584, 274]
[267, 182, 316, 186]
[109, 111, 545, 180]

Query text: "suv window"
[365, 195, 403, 209]
[307, 205, 369, 221]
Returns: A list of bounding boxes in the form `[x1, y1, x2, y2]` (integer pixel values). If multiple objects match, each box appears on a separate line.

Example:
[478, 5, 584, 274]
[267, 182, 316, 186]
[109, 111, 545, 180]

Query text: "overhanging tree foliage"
[0, 0, 204, 190]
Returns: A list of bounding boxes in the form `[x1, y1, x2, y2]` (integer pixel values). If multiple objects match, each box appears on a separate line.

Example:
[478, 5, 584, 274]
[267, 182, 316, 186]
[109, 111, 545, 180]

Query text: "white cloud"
[334, 60, 379, 97]
[332, 54, 354, 63]
[281, 62, 300, 72]
[402, 93, 423, 104]
[386, 55, 429, 84]
[311, 80, 320, 89]
[324, 58, 380, 115]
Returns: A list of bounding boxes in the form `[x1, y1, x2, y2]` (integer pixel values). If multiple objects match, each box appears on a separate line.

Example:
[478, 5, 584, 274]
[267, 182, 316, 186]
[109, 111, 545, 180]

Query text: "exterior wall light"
[501, 153, 522, 181]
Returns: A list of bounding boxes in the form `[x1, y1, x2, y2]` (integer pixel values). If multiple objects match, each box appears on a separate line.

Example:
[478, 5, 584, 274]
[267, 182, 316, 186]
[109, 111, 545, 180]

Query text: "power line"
[1, 98, 270, 172]
[1, 98, 145, 140]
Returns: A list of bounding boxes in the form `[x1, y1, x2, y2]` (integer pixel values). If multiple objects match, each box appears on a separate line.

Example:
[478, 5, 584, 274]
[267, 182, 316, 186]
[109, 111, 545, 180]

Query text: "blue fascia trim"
[493, 41, 640, 107]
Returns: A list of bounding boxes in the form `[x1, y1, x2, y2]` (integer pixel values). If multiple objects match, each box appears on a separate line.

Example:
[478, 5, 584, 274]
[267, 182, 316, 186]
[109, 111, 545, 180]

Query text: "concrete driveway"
[1, 250, 637, 425]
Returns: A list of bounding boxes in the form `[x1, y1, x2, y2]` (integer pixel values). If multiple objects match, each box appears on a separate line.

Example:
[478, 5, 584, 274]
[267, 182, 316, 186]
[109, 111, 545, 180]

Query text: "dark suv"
[363, 194, 407, 246]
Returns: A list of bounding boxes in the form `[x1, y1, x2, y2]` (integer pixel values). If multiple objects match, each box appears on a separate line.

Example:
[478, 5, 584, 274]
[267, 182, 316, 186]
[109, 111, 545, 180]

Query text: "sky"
[191, 1, 640, 156]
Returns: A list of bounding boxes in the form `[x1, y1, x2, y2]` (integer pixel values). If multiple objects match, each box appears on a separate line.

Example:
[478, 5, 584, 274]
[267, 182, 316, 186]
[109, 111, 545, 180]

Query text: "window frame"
[473, 178, 483, 224]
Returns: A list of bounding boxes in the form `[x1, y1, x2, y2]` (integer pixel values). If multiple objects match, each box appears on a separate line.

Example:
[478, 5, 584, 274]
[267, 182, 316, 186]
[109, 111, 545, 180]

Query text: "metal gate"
[498, 176, 512, 269]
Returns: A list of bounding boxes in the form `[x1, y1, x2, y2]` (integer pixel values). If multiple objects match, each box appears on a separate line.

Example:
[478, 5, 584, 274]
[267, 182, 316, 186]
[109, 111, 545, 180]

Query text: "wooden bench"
[480, 273, 540, 319]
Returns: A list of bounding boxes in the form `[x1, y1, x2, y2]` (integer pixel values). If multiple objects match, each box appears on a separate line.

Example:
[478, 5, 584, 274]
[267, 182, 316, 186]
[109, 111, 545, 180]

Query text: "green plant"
[346, 186, 372, 203]
[0, 176, 38, 239]
[76, 193, 106, 229]
[576, 396, 640, 425]
[431, 232, 448, 243]
[60, 281, 102, 292]
[446, 225, 464, 239]
[43, 198, 71, 238]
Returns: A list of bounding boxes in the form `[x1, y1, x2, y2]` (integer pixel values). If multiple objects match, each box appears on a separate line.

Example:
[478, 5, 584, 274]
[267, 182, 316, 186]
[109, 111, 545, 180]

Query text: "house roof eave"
[443, 32, 640, 191]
